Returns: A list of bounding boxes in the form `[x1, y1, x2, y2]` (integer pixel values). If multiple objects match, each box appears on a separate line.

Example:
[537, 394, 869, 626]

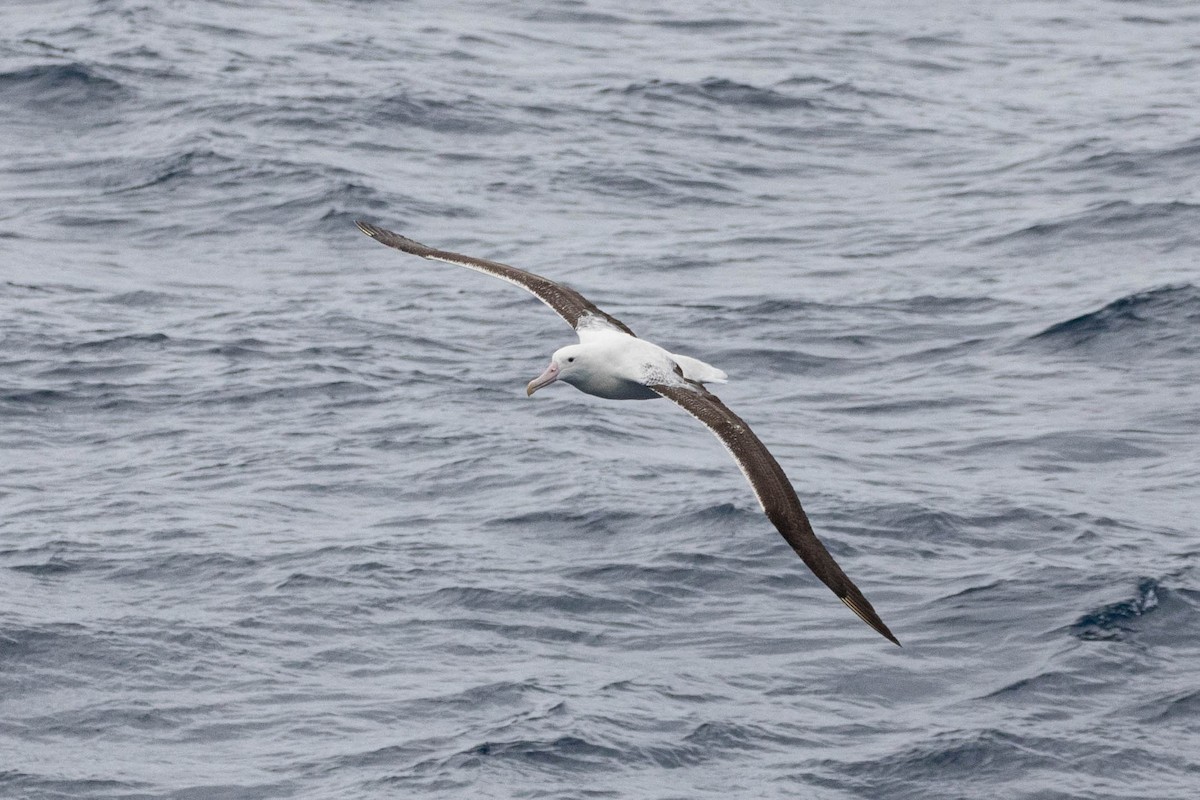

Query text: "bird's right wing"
[356, 221, 636, 337]
[648, 380, 900, 645]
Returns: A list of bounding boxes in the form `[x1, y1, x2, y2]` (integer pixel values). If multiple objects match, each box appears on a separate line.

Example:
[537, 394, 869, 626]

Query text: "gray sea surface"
[2, 1, 1199, 798]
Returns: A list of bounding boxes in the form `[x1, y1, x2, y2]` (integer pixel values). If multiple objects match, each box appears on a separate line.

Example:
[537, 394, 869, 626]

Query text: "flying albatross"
[356, 220, 900, 646]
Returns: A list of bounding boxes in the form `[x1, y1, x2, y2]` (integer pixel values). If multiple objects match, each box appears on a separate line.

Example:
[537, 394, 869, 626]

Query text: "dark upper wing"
[355, 221, 635, 337]
[649, 381, 900, 645]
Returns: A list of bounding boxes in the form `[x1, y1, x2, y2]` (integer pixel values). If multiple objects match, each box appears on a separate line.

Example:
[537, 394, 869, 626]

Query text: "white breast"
[566, 330, 724, 399]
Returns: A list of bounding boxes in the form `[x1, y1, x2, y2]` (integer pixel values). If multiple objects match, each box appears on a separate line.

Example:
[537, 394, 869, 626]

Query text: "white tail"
[671, 353, 728, 385]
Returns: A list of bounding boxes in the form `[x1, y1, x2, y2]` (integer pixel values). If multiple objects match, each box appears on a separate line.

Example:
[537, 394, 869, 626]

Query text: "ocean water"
[2, 1, 1199, 798]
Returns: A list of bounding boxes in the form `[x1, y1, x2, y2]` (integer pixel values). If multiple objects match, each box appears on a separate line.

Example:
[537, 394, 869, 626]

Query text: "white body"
[530, 327, 727, 400]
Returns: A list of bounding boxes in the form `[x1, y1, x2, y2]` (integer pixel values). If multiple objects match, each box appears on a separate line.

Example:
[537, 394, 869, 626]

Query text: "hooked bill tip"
[526, 362, 559, 396]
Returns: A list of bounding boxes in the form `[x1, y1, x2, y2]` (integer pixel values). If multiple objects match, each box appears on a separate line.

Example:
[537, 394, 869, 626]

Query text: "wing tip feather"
[648, 382, 902, 647]
[840, 595, 901, 646]
[353, 220, 437, 258]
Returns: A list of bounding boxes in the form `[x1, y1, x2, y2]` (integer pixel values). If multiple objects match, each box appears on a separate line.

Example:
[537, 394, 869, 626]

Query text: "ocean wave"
[1140, 687, 1200, 725]
[99, 149, 239, 196]
[101, 289, 179, 307]
[419, 585, 638, 617]
[484, 506, 643, 534]
[82, 150, 474, 239]
[0, 621, 95, 663]
[63, 332, 170, 352]
[0, 772, 147, 800]
[837, 728, 1072, 797]
[8, 557, 77, 576]
[946, 430, 1166, 465]
[605, 77, 829, 111]
[370, 89, 510, 135]
[1030, 284, 1200, 357]
[0, 62, 130, 115]
[563, 161, 738, 207]
[398, 680, 553, 716]
[631, 720, 771, 769]
[107, 552, 261, 583]
[0, 388, 75, 409]
[982, 669, 1097, 704]
[1070, 577, 1162, 641]
[566, 554, 745, 601]
[449, 734, 623, 772]
[985, 200, 1200, 249]
[1055, 136, 1200, 178]
[188, 380, 380, 408]
[649, 17, 776, 31]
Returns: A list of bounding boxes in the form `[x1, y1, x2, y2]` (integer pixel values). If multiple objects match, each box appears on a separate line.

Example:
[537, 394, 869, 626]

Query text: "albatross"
[356, 220, 900, 646]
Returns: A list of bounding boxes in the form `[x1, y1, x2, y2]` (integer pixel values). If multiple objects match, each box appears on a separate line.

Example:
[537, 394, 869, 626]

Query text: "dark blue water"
[3, 2, 1199, 798]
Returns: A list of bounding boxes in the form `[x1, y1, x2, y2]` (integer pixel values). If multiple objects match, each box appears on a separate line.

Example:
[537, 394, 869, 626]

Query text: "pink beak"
[526, 361, 560, 396]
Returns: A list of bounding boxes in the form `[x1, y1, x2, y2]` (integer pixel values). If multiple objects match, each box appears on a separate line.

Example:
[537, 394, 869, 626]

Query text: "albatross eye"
[567, 357, 575, 363]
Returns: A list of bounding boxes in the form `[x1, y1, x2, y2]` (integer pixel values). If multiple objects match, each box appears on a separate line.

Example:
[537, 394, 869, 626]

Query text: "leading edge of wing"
[355, 221, 635, 337]
[648, 380, 901, 646]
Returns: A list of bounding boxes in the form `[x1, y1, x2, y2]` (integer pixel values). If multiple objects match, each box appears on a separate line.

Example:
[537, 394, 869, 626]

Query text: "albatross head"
[526, 344, 587, 396]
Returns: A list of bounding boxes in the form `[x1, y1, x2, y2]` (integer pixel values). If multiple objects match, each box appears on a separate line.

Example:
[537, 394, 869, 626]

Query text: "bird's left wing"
[355, 221, 635, 336]
[648, 380, 900, 645]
